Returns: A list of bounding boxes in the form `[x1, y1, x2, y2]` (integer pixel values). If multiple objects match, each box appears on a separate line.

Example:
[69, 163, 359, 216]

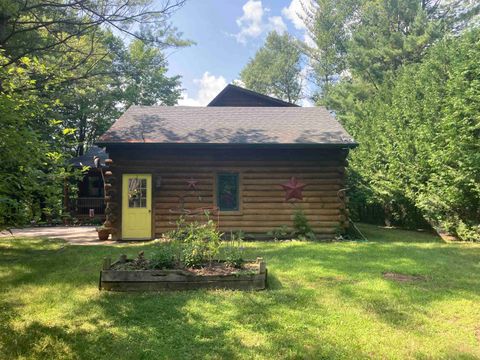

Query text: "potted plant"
[96, 226, 110, 241]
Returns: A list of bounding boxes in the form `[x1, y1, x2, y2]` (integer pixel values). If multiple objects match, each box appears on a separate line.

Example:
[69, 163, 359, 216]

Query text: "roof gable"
[208, 84, 298, 107]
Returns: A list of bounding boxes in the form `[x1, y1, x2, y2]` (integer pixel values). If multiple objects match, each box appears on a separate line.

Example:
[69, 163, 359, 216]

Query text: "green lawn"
[1, 225, 480, 359]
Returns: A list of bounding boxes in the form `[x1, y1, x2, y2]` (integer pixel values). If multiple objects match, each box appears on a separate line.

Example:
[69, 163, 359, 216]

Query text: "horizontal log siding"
[106, 145, 349, 239]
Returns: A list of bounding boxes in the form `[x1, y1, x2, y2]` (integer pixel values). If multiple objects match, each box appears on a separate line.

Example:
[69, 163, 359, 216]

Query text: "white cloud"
[300, 98, 314, 107]
[235, 0, 264, 44]
[267, 16, 287, 34]
[282, 0, 311, 30]
[177, 72, 227, 106]
[303, 31, 316, 48]
[232, 79, 246, 88]
[234, 0, 289, 44]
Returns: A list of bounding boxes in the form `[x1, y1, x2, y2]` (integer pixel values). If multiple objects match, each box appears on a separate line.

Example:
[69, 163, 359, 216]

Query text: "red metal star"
[281, 177, 307, 201]
[186, 178, 199, 190]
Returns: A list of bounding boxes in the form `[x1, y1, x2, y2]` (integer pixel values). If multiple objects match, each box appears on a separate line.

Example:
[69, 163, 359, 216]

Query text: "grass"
[1, 224, 480, 359]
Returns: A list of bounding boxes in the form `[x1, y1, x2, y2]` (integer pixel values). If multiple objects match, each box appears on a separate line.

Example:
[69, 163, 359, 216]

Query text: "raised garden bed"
[99, 256, 267, 291]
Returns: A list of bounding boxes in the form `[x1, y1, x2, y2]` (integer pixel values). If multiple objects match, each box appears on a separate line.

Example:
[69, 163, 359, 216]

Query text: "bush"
[336, 30, 480, 240]
[292, 209, 316, 240]
[167, 216, 222, 268]
[267, 225, 291, 240]
[223, 231, 245, 268]
[150, 243, 178, 269]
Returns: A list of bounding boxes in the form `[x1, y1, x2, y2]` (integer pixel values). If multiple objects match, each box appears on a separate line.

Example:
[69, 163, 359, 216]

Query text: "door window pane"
[217, 173, 239, 211]
[128, 178, 147, 208]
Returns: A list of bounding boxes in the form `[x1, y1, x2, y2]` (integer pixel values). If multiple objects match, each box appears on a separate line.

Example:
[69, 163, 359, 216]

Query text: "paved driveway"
[0, 226, 117, 245]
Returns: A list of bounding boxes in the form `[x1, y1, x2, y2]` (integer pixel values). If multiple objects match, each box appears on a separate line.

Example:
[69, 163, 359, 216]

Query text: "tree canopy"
[240, 31, 303, 104]
[300, 0, 480, 240]
[0, 0, 188, 228]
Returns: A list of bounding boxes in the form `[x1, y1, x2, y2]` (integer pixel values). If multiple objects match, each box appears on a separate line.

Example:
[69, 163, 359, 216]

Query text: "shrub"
[223, 231, 245, 268]
[455, 221, 480, 242]
[267, 225, 291, 240]
[292, 209, 316, 240]
[167, 216, 222, 268]
[150, 243, 178, 269]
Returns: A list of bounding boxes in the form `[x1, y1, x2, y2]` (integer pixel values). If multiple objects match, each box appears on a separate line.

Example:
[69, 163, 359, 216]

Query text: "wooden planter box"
[99, 258, 267, 292]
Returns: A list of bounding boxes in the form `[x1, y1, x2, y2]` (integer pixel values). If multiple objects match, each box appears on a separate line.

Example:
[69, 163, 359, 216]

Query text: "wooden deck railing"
[72, 197, 105, 216]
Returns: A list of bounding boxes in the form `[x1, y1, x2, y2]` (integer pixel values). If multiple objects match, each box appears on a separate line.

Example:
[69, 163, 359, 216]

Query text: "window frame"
[214, 171, 242, 215]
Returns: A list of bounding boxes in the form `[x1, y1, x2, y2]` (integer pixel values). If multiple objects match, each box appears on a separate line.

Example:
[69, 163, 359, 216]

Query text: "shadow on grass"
[1, 230, 479, 358]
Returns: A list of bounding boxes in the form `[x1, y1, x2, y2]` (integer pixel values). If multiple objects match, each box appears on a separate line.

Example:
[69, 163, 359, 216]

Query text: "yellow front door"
[122, 174, 152, 240]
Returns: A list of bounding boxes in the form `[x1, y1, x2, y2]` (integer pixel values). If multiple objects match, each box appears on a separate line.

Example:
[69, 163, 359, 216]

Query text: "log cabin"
[96, 84, 357, 240]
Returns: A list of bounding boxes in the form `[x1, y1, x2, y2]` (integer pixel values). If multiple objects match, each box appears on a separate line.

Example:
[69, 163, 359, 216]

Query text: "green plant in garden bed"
[112, 219, 248, 271]
[223, 231, 245, 268]
[149, 242, 179, 269]
[165, 215, 223, 268]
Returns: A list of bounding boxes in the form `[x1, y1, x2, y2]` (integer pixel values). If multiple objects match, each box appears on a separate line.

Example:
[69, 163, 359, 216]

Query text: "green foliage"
[0, 53, 76, 229]
[0, 0, 188, 228]
[121, 40, 183, 107]
[240, 31, 303, 103]
[223, 231, 245, 268]
[307, 0, 478, 102]
[341, 29, 480, 240]
[267, 225, 291, 240]
[305, 0, 479, 240]
[304, 0, 357, 99]
[292, 209, 316, 240]
[150, 243, 179, 269]
[167, 217, 223, 268]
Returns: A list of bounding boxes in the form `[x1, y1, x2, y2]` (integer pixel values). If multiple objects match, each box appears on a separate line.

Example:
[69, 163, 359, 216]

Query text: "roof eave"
[95, 141, 358, 148]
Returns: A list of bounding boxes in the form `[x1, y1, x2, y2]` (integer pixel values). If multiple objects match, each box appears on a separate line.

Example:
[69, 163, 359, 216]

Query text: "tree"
[0, 0, 188, 228]
[303, 0, 358, 100]
[240, 31, 303, 104]
[0, 0, 187, 65]
[305, 0, 478, 101]
[346, 29, 480, 240]
[0, 54, 72, 227]
[121, 39, 182, 107]
[303, 0, 479, 238]
[57, 38, 183, 156]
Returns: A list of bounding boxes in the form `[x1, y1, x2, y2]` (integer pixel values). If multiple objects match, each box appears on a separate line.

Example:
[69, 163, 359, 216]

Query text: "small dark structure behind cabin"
[68, 146, 108, 219]
[208, 84, 298, 107]
[96, 85, 357, 240]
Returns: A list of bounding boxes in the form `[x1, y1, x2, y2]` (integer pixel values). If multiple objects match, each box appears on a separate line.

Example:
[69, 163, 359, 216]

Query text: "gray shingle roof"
[97, 106, 357, 146]
[70, 146, 108, 167]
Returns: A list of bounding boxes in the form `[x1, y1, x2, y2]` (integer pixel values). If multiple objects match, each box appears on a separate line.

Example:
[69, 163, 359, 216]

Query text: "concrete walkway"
[0, 226, 118, 245]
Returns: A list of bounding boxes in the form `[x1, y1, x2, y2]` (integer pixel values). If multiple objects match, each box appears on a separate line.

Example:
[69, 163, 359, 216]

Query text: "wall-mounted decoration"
[281, 177, 306, 201]
[186, 177, 199, 191]
[156, 176, 162, 189]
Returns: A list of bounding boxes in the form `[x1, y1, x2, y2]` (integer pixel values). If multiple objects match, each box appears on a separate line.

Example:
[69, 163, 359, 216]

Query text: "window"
[216, 173, 239, 211]
[128, 178, 147, 208]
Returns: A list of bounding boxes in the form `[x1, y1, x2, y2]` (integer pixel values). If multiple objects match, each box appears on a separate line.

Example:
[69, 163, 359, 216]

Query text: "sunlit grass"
[1, 224, 480, 359]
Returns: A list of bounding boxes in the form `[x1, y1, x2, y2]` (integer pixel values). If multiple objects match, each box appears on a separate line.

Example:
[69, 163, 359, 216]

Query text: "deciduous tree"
[240, 31, 303, 104]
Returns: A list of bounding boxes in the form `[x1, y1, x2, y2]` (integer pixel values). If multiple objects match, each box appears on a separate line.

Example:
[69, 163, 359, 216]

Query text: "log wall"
[106, 145, 349, 239]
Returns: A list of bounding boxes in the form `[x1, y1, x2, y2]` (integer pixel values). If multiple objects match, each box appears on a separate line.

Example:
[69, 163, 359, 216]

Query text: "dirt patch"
[111, 255, 257, 276]
[383, 272, 427, 282]
[475, 327, 480, 343]
[437, 231, 459, 242]
[191, 262, 257, 276]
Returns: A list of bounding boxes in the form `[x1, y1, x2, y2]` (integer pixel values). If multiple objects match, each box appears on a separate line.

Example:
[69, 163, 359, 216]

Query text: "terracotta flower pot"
[97, 229, 110, 241]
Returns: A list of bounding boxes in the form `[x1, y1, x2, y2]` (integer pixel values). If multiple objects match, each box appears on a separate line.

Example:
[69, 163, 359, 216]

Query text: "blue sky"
[162, 0, 310, 106]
